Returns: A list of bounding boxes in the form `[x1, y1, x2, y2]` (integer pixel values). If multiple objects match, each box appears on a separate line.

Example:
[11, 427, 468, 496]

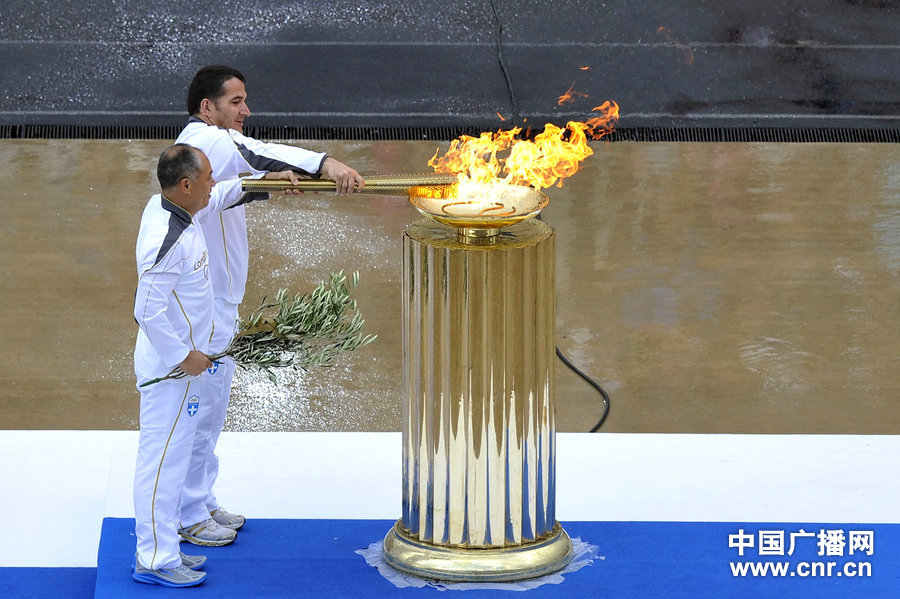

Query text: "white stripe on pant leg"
[134, 379, 201, 570]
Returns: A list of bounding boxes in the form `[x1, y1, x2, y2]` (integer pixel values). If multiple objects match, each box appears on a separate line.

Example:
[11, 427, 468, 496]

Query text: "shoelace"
[203, 518, 221, 530]
[189, 518, 216, 532]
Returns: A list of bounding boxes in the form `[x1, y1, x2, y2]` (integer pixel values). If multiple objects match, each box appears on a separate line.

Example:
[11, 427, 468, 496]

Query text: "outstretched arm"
[228, 130, 365, 194]
[321, 156, 366, 194]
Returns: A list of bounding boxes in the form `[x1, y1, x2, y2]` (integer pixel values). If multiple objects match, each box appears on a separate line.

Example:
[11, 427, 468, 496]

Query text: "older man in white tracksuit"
[174, 65, 365, 546]
[132, 144, 291, 587]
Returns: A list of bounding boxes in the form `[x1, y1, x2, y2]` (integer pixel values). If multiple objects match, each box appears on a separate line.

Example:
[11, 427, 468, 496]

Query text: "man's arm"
[228, 130, 325, 176]
[195, 170, 310, 224]
[320, 156, 366, 194]
[195, 175, 264, 223]
[229, 131, 365, 194]
[134, 250, 193, 370]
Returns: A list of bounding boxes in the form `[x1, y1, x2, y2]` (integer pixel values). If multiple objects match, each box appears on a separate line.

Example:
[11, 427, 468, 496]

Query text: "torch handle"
[242, 173, 458, 196]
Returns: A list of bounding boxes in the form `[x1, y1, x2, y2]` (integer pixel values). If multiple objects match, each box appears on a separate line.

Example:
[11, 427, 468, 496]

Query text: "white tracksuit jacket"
[133, 177, 262, 383]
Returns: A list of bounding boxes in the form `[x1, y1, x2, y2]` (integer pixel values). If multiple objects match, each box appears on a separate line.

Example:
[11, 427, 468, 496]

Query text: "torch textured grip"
[242, 173, 458, 196]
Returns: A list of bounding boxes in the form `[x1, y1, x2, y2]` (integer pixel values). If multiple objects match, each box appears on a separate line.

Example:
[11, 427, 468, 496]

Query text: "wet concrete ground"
[1, 139, 898, 433]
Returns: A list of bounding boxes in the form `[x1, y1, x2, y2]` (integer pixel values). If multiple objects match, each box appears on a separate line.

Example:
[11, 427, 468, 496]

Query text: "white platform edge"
[0, 431, 897, 567]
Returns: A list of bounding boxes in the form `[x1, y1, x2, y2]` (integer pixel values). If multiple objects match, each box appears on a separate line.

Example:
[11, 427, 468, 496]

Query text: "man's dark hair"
[186, 65, 246, 115]
[157, 144, 202, 190]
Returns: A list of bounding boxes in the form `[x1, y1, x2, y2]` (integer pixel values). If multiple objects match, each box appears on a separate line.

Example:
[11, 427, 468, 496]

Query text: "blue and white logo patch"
[207, 361, 219, 375]
[187, 395, 200, 417]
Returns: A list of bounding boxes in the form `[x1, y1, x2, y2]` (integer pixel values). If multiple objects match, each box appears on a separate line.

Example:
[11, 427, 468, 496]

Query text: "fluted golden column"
[382, 217, 572, 582]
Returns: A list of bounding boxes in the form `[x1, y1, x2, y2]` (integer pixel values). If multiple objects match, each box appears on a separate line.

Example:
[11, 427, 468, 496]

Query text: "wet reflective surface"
[1, 139, 898, 433]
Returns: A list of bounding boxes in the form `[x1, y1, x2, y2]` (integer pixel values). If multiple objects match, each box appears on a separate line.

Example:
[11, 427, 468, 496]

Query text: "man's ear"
[199, 98, 213, 117]
[180, 176, 192, 194]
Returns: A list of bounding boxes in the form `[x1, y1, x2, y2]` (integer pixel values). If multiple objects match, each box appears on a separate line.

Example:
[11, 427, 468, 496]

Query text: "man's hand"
[179, 350, 213, 377]
[321, 157, 365, 194]
[263, 170, 304, 196]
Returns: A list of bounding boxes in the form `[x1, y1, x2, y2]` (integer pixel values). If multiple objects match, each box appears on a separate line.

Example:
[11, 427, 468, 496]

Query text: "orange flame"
[428, 101, 619, 191]
[557, 81, 590, 106]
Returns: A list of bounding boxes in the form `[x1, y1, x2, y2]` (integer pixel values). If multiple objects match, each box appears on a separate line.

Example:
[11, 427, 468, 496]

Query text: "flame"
[496, 111, 507, 121]
[557, 82, 590, 106]
[428, 101, 619, 191]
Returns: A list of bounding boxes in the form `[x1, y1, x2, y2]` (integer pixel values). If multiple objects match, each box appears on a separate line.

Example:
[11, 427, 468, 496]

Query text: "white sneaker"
[210, 507, 245, 530]
[178, 518, 237, 546]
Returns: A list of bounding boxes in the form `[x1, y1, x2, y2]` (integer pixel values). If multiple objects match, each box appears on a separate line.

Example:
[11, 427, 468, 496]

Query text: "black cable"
[556, 346, 610, 432]
[489, 0, 521, 127]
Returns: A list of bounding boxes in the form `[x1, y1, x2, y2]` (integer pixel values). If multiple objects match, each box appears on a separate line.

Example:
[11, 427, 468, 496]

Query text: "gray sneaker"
[132, 558, 207, 587]
[210, 507, 245, 530]
[180, 552, 207, 570]
[178, 517, 237, 546]
[131, 552, 206, 573]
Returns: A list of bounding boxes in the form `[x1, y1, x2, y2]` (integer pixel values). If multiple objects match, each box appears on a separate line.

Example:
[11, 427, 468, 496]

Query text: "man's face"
[185, 152, 216, 214]
[206, 77, 251, 133]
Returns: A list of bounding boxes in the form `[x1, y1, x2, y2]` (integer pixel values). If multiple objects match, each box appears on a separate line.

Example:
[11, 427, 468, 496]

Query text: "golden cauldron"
[244, 174, 572, 581]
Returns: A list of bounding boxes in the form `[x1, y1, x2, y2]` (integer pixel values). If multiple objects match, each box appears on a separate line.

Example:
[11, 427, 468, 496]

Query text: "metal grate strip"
[1, 124, 897, 143]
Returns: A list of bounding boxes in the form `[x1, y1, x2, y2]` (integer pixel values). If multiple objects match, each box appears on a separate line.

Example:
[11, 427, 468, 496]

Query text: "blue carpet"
[5, 519, 899, 597]
[0, 567, 95, 598]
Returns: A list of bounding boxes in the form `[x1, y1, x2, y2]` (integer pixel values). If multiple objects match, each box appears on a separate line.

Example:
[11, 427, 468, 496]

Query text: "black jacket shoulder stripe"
[235, 142, 316, 177]
[154, 211, 191, 267]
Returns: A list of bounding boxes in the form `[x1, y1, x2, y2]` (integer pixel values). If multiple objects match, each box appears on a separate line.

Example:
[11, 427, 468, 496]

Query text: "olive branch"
[139, 270, 377, 387]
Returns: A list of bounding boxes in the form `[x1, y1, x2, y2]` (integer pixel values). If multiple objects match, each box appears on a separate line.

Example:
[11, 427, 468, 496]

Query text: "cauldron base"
[382, 520, 573, 583]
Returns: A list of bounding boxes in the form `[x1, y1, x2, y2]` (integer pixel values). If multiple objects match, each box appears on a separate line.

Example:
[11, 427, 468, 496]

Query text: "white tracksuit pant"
[180, 299, 239, 527]
[134, 376, 206, 570]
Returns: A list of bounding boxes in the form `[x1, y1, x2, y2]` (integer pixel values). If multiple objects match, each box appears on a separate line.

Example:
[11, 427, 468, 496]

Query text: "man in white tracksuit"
[174, 65, 365, 546]
[133, 144, 292, 586]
